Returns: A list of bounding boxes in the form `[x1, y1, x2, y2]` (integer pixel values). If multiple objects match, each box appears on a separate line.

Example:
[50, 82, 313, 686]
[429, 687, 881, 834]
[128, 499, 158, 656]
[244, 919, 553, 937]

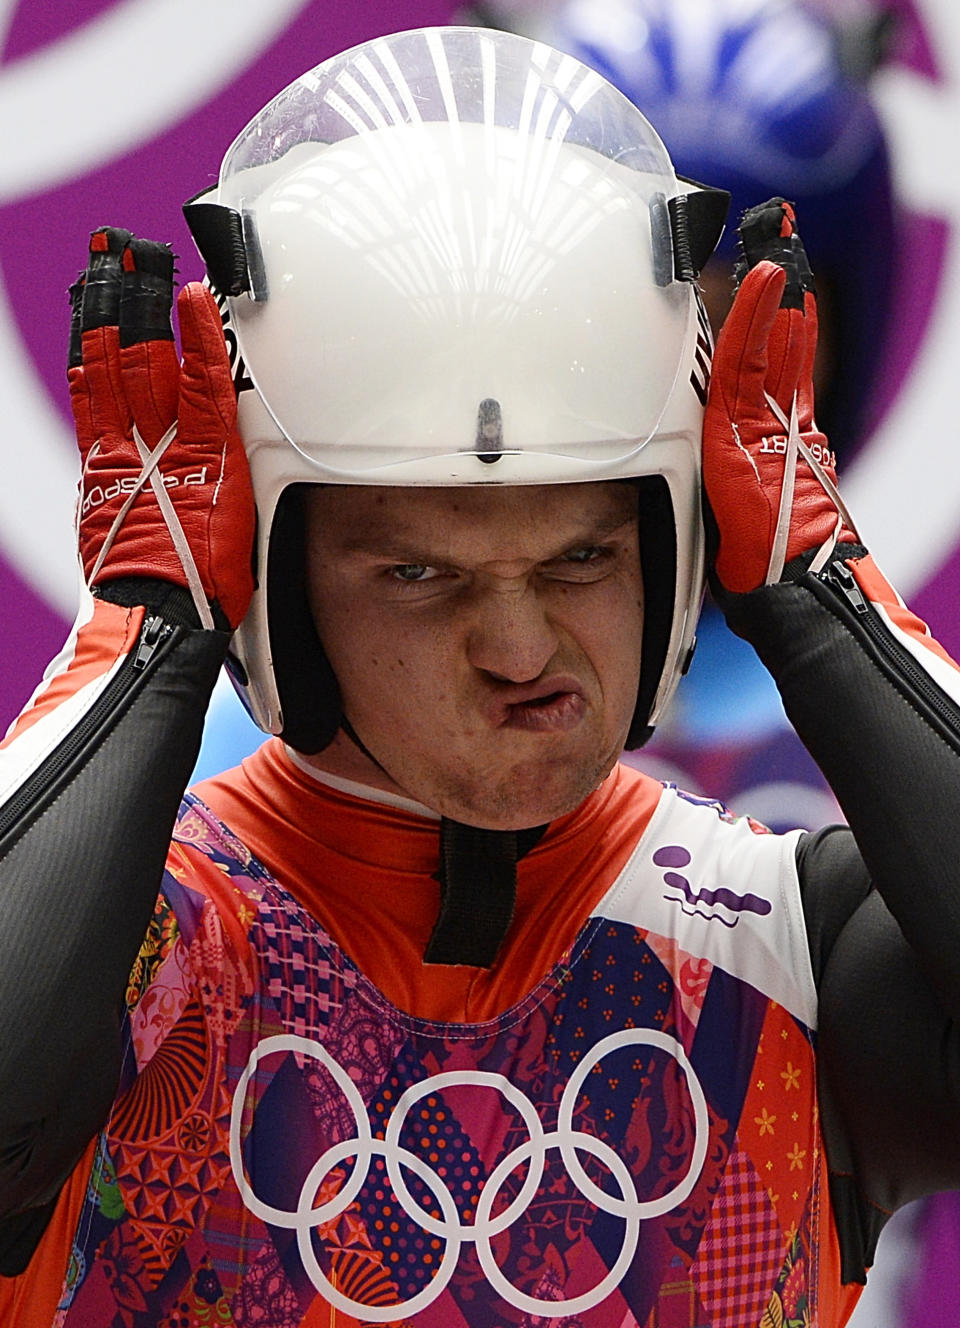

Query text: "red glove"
[69, 227, 255, 629]
[702, 199, 857, 595]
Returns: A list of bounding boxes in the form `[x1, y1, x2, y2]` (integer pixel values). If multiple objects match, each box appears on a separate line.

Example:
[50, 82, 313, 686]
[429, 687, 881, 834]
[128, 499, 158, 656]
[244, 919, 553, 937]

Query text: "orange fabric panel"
[1, 600, 144, 749]
[849, 553, 959, 673]
[814, 1145, 867, 1327]
[0, 1136, 98, 1327]
[194, 742, 663, 1024]
[737, 1001, 817, 1245]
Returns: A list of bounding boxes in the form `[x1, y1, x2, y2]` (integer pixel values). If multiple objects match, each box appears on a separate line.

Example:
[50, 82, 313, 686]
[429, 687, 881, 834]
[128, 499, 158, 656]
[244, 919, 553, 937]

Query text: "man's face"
[303, 481, 644, 830]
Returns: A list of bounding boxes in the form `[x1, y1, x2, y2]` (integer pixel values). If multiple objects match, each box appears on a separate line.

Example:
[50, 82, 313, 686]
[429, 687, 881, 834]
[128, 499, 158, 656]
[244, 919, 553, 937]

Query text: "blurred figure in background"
[544, 0, 897, 463]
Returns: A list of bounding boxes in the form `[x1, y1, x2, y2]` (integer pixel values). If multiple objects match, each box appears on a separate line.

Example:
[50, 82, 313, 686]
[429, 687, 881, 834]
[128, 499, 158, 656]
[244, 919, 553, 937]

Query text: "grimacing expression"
[303, 482, 645, 830]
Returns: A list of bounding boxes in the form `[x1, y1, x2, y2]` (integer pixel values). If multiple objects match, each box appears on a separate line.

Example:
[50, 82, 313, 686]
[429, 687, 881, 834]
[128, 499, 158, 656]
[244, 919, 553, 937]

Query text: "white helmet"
[185, 26, 728, 753]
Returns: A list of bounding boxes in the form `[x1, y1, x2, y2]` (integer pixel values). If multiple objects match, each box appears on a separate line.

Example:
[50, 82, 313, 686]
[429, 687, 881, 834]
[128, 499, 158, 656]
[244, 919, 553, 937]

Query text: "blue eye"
[391, 564, 436, 582]
[542, 545, 617, 582]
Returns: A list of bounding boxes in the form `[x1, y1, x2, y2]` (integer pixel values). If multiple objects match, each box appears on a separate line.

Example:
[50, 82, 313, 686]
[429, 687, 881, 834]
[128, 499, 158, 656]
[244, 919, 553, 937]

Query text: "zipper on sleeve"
[813, 558, 960, 757]
[133, 614, 171, 669]
[821, 560, 868, 615]
[0, 614, 178, 848]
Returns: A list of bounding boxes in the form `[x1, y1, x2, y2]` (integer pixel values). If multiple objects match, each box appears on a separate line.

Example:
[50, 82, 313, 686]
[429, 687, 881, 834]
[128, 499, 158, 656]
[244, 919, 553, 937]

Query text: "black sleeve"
[0, 584, 228, 1273]
[722, 547, 960, 1284]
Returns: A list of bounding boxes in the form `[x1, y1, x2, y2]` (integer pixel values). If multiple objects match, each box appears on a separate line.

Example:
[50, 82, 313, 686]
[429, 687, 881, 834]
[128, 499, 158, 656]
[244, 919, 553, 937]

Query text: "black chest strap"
[424, 818, 547, 967]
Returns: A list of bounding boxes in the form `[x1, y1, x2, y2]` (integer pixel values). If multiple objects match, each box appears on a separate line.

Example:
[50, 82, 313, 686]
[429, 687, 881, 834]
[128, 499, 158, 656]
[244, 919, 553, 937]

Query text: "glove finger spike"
[67, 272, 96, 454]
[67, 272, 85, 372]
[119, 238, 175, 349]
[734, 198, 816, 311]
[80, 227, 132, 333]
[119, 239, 178, 444]
[79, 228, 133, 437]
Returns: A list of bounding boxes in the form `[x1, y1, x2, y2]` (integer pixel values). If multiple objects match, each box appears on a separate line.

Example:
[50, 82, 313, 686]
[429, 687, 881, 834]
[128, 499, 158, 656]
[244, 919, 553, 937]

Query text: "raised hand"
[69, 227, 255, 629]
[703, 199, 858, 595]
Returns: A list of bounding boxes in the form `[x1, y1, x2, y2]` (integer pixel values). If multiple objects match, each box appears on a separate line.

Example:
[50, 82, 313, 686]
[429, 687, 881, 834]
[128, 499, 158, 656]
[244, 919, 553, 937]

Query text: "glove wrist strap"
[83, 423, 216, 630]
[762, 390, 860, 585]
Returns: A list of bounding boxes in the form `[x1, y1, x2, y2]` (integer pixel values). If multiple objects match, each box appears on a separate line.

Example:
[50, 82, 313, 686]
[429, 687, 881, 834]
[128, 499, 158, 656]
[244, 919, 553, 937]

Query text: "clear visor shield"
[218, 26, 692, 475]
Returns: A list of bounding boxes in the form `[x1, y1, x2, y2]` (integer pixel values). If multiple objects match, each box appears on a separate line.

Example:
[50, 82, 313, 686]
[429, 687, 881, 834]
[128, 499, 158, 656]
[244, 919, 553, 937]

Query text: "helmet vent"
[668, 186, 732, 281]
[475, 398, 503, 464]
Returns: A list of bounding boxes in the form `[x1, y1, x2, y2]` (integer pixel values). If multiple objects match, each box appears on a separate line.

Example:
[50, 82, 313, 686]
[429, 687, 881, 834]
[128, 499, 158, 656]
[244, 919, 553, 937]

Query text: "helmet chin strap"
[340, 716, 546, 968]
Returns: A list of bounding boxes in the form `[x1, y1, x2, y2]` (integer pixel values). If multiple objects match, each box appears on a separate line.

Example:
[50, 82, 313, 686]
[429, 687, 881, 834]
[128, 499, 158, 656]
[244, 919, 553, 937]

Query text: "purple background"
[3, 0, 958, 716]
[1, 4, 958, 1324]
[0, 0, 455, 719]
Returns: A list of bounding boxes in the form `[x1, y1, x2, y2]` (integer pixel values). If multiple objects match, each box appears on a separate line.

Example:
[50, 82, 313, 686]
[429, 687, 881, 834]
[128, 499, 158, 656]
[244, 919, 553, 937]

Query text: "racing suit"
[1, 536, 960, 1327]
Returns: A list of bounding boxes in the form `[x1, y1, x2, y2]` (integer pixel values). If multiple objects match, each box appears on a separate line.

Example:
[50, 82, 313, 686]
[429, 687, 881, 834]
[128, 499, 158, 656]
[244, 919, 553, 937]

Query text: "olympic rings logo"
[230, 1029, 709, 1320]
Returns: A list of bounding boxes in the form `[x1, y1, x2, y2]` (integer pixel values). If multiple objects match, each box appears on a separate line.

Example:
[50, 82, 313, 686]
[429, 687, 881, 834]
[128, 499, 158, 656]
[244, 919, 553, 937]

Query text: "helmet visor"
[219, 26, 692, 476]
